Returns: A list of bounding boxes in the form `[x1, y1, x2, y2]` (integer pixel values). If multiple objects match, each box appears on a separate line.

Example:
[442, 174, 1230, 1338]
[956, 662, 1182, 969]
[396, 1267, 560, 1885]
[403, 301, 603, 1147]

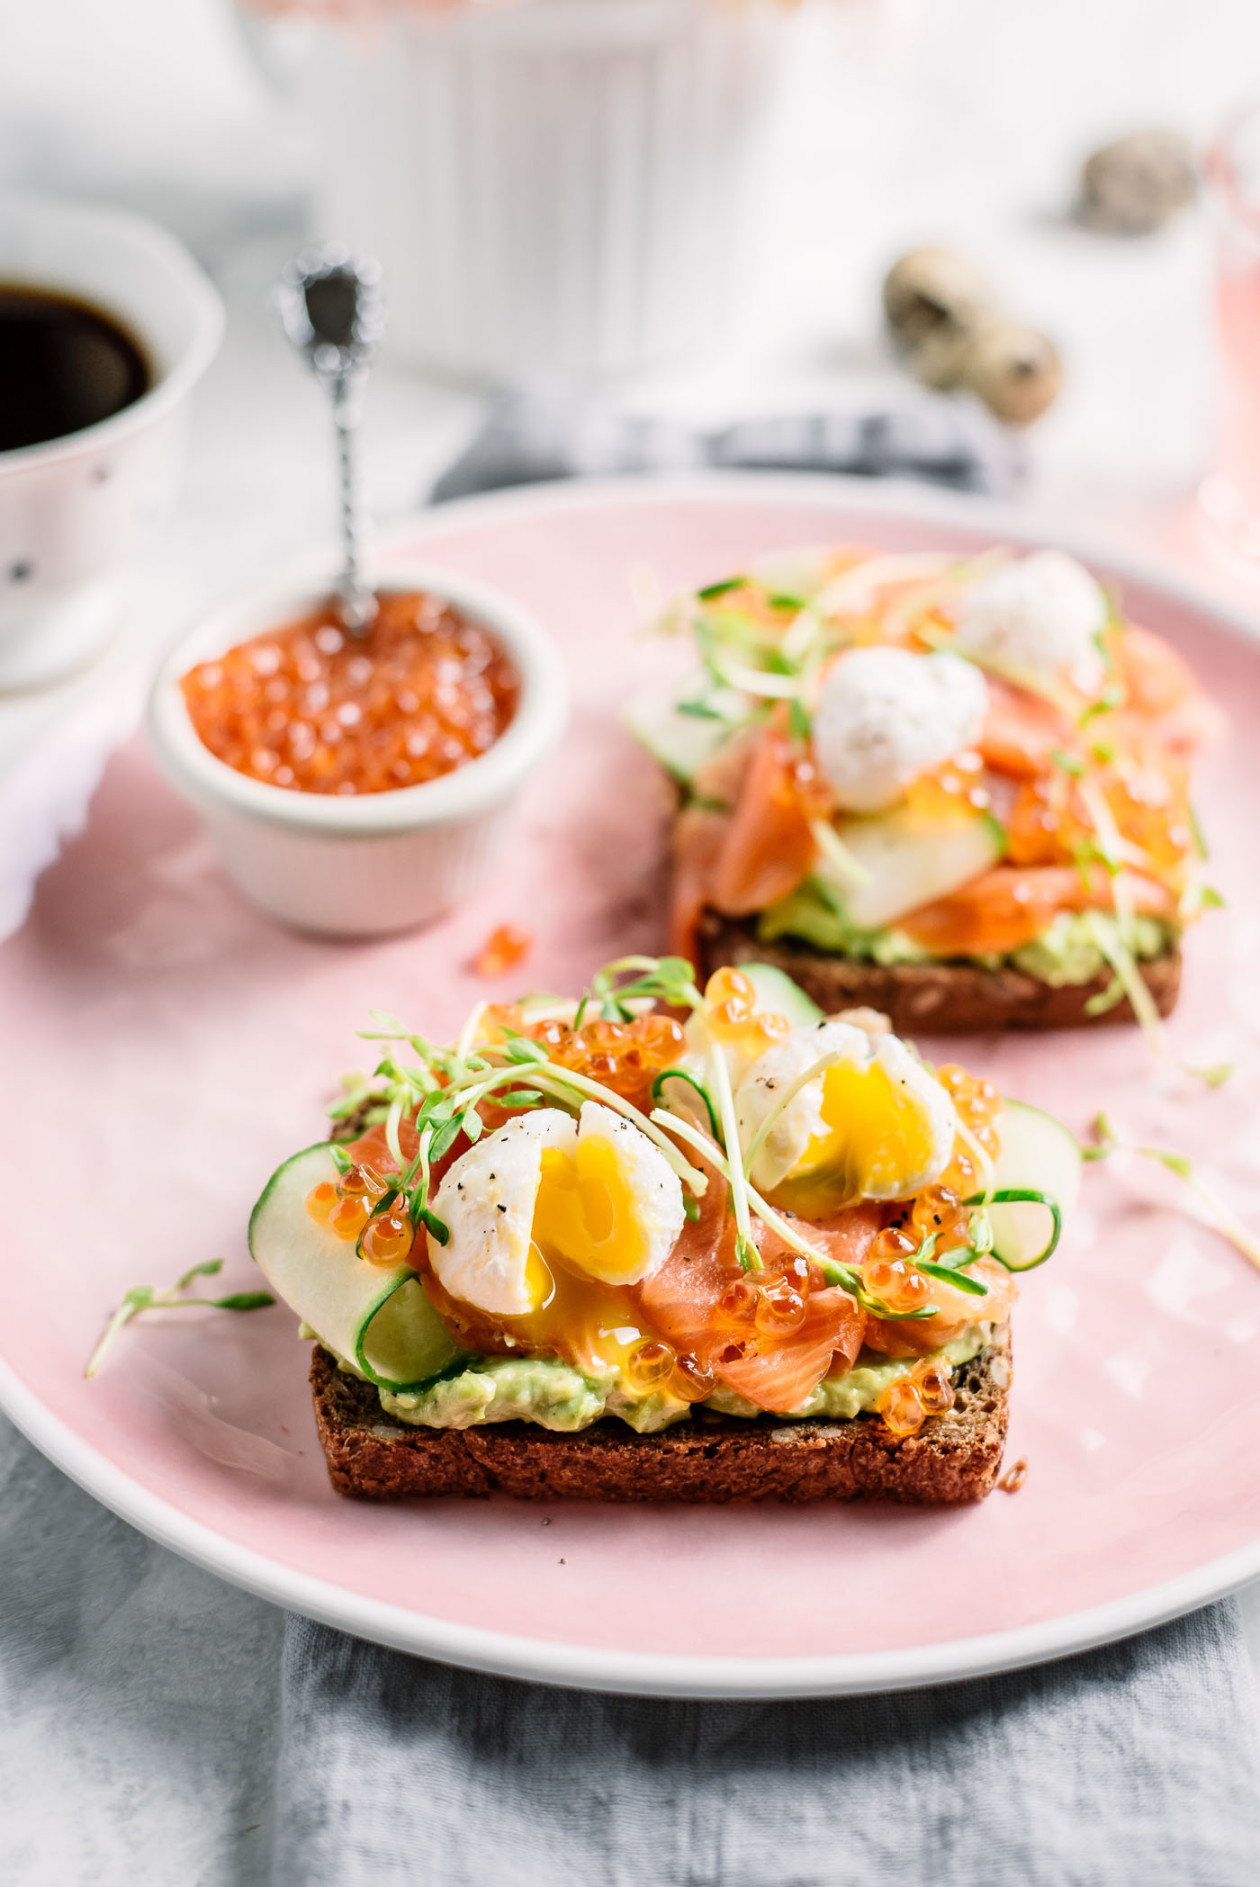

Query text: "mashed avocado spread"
[759, 879, 1174, 986]
[314, 1326, 991, 1433]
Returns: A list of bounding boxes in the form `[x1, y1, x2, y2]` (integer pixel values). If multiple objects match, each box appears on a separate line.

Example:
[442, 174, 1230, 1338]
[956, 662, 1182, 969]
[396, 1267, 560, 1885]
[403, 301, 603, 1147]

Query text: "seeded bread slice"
[309, 1339, 1011, 1504]
[698, 910, 1181, 1034]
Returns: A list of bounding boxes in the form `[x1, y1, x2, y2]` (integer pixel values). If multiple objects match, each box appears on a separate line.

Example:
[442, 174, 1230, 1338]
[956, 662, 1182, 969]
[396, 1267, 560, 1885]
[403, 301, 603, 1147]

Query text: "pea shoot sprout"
[86, 1260, 274, 1379]
[1085, 1112, 1260, 1273]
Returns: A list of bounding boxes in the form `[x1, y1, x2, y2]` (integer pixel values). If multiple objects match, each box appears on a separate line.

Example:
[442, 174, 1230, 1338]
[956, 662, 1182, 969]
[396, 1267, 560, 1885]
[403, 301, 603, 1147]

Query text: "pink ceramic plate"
[3, 475, 1259, 1698]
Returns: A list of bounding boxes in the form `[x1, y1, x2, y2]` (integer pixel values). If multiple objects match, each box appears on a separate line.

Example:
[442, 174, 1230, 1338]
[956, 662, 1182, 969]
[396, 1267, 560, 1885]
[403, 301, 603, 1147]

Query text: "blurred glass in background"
[1202, 102, 1260, 564]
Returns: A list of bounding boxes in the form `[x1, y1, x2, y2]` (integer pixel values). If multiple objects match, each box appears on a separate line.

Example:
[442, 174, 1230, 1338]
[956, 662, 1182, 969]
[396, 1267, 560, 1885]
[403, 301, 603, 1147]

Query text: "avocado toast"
[631, 546, 1218, 1033]
[249, 956, 1078, 1503]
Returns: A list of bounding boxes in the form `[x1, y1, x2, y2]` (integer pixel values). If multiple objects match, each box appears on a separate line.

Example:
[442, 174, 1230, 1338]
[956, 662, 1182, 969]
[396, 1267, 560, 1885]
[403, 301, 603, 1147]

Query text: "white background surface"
[2, 0, 1260, 1878]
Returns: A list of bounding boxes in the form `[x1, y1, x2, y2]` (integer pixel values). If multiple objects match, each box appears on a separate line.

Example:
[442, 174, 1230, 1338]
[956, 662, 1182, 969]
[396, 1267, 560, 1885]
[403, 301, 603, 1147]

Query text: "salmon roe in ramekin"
[179, 588, 520, 796]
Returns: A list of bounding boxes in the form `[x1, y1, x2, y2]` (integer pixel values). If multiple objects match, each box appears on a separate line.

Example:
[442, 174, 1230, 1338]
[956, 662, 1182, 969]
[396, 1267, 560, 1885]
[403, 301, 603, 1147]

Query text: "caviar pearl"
[181, 589, 519, 797]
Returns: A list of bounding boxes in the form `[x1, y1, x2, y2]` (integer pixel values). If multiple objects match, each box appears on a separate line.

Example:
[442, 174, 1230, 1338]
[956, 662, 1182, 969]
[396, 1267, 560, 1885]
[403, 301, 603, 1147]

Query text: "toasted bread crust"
[698, 911, 1182, 1033]
[310, 1342, 1010, 1504]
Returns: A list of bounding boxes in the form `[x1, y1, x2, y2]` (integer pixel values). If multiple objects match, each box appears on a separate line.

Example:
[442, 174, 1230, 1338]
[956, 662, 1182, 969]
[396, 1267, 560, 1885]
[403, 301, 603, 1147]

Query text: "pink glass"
[1202, 104, 1260, 562]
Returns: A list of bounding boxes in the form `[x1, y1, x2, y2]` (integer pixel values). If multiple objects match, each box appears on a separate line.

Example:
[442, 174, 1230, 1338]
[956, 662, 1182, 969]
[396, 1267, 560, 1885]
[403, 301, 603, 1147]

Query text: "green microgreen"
[735, 1234, 759, 1274]
[1081, 906, 1164, 1051]
[502, 1032, 551, 1065]
[1049, 747, 1085, 777]
[697, 576, 747, 601]
[1183, 1062, 1234, 1089]
[916, 1262, 990, 1296]
[1182, 883, 1225, 919]
[86, 1259, 274, 1378]
[1070, 836, 1119, 889]
[1078, 685, 1124, 727]
[651, 1068, 719, 1138]
[1084, 1113, 1260, 1272]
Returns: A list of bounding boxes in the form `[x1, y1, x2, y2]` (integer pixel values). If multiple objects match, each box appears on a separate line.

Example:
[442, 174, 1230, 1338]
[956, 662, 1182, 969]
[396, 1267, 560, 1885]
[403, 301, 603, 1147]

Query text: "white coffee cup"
[0, 191, 223, 690]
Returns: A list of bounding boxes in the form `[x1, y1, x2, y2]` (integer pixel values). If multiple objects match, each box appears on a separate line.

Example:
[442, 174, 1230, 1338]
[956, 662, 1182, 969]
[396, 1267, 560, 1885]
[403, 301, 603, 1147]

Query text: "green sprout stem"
[86, 1260, 273, 1379]
[1088, 1114, 1260, 1273]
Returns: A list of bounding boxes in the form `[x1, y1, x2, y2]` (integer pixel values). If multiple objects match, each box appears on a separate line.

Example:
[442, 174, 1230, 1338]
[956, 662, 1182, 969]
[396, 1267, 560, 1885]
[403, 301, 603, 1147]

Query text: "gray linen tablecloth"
[271, 1608, 1260, 1887]
[4, 1404, 1258, 1885]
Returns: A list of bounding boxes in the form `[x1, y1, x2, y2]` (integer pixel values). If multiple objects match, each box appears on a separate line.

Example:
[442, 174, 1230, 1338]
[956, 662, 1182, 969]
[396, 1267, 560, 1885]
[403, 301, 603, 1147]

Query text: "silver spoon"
[277, 244, 385, 636]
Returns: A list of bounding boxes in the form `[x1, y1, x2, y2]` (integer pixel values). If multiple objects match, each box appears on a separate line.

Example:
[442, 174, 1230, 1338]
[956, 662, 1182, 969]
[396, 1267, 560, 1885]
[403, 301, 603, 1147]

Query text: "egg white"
[812, 646, 988, 813]
[953, 550, 1106, 696]
[735, 1022, 957, 1201]
[734, 1021, 870, 1193]
[428, 1102, 684, 1314]
[429, 1109, 576, 1317]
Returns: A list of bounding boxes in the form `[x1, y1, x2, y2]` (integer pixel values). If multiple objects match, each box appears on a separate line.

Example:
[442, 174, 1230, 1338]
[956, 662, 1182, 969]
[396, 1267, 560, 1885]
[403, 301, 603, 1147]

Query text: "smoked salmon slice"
[709, 724, 827, 917]
[637, 1178, 877, 1411]
[899, 863, 1175, 957]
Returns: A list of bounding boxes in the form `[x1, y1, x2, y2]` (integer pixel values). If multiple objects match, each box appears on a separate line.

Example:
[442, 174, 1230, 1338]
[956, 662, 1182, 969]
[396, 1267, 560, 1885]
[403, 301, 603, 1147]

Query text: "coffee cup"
[0, 191, 223, 689]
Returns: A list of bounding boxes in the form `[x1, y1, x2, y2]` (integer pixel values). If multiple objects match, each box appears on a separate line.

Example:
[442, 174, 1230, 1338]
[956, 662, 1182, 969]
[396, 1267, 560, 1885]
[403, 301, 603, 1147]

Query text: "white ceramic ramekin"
[0, 191, 223, 688]
[147, 559, 569, 937]
[239, 0, 791, 381]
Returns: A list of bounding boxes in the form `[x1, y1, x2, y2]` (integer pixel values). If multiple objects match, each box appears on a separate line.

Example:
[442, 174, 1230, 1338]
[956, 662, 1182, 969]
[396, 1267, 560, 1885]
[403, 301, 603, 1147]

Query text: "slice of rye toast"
[698, 910, 1181, 1034]
[310, 1337, 1011, 1504]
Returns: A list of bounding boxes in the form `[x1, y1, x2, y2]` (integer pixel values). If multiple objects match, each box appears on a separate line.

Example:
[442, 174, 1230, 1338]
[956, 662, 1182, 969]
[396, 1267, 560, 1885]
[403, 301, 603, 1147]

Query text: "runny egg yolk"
[428, 1235, 654, 1380]
[769, 1060, 941, 1219]
[454, 1136, 672, 1378]
[532, 1138, 652, 1288]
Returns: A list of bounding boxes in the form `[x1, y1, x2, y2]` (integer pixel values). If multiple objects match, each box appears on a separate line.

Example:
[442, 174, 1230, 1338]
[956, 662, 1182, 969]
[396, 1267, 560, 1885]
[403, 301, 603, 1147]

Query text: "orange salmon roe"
[878, 1377, 926, 1437]
[180, 589, 520, 796]
[361, 1209, 416, 1267]
[474, 923, 533, 980]
[912, 1357, 956, 1415]
[935, 1063, 1001, 1193]
[703, 966, 790, 1056]
[862, 1231, 933, 1314]
[528, 1012, 686, 1114]
[623, 1340, 677, 1392]
[306, 1161, 416, 1263]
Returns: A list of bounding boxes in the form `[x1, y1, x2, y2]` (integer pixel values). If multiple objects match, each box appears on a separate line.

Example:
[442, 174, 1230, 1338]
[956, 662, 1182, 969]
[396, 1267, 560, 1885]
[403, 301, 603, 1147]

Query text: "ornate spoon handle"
[277, 246, 385, 637]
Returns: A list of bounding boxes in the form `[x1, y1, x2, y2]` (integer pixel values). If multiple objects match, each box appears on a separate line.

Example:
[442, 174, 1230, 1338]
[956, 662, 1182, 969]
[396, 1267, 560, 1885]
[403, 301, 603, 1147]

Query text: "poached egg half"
[735, 1021, 957, 1216]
[952, 550, 1107, 697]
[812, 646, 988, 814]
[429, 1103, 685, 1317]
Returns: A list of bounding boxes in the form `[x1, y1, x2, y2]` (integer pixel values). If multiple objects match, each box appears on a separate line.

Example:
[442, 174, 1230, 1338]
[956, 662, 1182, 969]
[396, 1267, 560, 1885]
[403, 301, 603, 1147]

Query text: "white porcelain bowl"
[147, 560, 569, 937]
[0, 191, 223, 689]
[239, 0, 792, 381]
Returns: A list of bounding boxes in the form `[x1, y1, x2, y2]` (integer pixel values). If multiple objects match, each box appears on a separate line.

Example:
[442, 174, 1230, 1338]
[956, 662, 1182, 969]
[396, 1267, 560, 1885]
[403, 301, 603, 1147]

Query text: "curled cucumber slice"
[248, 1143, 465, 1392]
[964, 1188, 1063, 1271]
[970, 1101, 1082, 1271]
[739, 961, 824, 1027]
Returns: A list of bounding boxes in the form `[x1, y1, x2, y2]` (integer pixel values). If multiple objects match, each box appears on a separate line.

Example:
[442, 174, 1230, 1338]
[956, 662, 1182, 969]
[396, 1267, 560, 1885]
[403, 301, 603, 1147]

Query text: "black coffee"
[0, 283, 150, 453]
